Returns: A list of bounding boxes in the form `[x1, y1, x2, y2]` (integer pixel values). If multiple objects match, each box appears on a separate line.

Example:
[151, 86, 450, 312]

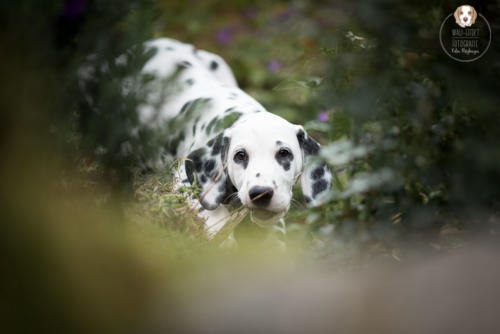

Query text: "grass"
[130, 166, 206, 236]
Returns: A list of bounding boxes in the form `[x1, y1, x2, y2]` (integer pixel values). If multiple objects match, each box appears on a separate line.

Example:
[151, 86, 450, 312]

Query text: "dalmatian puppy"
[454, 5, 477, 28]
[136, 38, 332, 238]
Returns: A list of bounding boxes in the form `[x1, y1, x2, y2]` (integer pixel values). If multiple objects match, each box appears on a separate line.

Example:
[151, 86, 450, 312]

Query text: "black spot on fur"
[180, 101, 192, 114]
[305, 195, 312, 203]
[218, 183, 226, 192]
[255, 110, 261, 113]
[185, 148, 205, 185]
[192, 123, 197, 136]
[256, 173, 260, 177]
[186, 78, 195, 85]
[210, 60, 219, 70]
[311, 166, 325, 180]
[144, 47, 159, 61]
[211, 134, 224, 155]
[224, 107, 236, 113]
[191, 151, 204, 172]
[204, 159, 215, 173]
[178, 60, 192, 68]
[312, 179, 328, 198]
[297, 130, 320, 155]
[165, 46, 174, 51]
[205, 117, 219, 134]
[200, 175, 207, 183]
[221, 137, 230, 162]
[228, 92, 238, 100]
[276, 141, 282, 145]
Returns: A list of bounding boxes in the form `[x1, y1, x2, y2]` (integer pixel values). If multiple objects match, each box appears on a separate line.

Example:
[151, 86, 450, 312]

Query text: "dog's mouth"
[249, 209, 283, 227]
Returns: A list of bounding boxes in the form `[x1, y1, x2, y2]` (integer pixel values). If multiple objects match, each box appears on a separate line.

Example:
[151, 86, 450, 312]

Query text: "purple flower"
[267, 60, 283, 73]
[215, 28, 233, 45]
[317, 110, 329, 122]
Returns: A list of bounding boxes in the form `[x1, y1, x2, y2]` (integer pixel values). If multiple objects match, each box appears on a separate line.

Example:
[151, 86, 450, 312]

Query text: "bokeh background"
[2, 0, 500, 332]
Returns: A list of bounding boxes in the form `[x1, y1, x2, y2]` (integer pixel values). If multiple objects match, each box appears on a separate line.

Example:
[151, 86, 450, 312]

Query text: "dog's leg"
[174, 162, 243, 240]
[175, 163, 230, 236]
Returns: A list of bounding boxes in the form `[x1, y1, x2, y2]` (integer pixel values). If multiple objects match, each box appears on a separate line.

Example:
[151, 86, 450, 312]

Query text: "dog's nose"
[249, 186, 274, 207]
[464, 17, 468, 21]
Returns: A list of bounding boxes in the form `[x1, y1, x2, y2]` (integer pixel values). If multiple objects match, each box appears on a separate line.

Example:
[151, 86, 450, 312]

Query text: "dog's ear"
[296, 127, 333, 205]
[454, 6, 461, 24]
[471, 7, 478, 24]
[185, 132, 234, 210]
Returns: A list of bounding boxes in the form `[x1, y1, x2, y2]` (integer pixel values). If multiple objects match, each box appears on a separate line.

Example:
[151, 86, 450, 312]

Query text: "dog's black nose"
[464, 17, 468, 21]
[249, 186, 274, 207]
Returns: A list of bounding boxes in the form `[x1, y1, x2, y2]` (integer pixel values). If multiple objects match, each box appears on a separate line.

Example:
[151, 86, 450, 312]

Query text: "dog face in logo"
[454, 5, 477, 28]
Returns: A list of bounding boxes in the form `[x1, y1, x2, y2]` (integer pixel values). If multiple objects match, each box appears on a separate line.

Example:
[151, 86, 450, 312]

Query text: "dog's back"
[142, 38, 238, 89]
[137, 38, 264, 160]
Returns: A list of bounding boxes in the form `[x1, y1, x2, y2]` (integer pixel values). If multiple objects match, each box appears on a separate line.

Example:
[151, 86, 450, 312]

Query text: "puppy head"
[455, 5, 477, 27]
[185, 112, 332, 226]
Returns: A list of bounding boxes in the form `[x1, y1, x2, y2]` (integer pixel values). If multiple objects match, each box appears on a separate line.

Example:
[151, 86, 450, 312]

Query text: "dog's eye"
[234, 150, 248, 162]
[277, 148, 292, 158]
